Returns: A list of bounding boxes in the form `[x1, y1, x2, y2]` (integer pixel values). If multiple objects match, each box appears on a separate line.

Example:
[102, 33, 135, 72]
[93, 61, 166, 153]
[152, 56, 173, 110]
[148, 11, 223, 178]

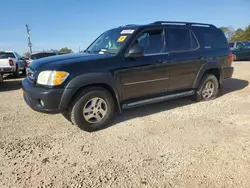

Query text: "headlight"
[37, 71, 69, 86]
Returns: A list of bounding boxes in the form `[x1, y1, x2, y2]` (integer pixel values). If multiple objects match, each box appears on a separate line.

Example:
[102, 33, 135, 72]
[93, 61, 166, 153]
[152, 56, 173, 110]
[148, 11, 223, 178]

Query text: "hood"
[30, 53, 110, 71]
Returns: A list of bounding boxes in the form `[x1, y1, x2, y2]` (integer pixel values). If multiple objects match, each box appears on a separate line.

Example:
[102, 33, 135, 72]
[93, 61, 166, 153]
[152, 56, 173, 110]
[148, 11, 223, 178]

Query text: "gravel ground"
[0, 62, 249, 188]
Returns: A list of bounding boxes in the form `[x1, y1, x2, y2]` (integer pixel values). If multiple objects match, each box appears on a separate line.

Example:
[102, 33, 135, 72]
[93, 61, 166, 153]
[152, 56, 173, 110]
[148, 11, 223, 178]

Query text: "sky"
[0, 0, 249, 55]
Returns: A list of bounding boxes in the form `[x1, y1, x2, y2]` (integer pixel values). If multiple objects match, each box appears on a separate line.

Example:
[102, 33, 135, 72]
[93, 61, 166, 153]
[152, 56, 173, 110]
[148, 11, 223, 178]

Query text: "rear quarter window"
[192, 28, 229, 50]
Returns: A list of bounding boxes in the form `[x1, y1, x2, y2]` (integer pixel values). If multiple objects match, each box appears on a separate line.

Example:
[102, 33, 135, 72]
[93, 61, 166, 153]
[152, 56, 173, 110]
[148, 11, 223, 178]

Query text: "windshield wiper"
[83, 49, 91, 53]
[85, 50, 116, 55]
[102, 51, 116, 55]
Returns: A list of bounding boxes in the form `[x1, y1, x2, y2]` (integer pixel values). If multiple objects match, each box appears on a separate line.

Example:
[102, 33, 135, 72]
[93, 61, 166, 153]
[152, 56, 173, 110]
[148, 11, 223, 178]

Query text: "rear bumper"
[0, 67, 14, 73]
[22, 78, 65, 113]
[222, 66, 234, 81]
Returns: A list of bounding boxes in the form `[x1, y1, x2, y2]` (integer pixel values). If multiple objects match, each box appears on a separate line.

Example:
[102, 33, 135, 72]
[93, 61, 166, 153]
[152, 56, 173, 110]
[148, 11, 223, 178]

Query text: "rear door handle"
[157, 60, 169, 64]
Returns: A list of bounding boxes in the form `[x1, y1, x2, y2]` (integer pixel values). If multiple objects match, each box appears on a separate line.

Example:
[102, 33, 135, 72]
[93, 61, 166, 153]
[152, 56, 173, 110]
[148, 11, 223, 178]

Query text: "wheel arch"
[193, 61, 222, 88]
[59, 73, 121, 112]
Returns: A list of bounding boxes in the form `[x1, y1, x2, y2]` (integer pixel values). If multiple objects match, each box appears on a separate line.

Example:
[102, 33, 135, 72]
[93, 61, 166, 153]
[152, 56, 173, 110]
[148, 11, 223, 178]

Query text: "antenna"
[26, 24, 32, 54]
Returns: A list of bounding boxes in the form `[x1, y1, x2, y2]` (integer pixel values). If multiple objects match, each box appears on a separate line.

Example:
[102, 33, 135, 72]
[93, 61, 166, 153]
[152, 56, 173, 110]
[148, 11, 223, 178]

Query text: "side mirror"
[126, 45, 144, 58]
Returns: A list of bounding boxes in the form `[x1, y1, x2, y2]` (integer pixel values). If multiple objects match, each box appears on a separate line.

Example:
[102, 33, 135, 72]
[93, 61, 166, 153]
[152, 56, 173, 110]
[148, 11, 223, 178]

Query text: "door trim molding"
[124, 77, 169, 86]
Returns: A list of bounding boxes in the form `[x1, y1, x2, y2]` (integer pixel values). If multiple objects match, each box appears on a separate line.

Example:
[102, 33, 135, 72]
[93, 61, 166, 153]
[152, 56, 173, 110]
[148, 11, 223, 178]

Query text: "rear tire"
[21, 67, 26, 75]
[66, 87, 116, 132]
[0, 74, 3, 83]
[194, 74, 219, 102]
[13, 65, 20, 78]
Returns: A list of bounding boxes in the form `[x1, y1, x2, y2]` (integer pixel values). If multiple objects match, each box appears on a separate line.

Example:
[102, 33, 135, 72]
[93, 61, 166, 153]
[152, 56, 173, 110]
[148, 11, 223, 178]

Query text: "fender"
[193, 60, 222, 88]
[59, 73, 121, 111]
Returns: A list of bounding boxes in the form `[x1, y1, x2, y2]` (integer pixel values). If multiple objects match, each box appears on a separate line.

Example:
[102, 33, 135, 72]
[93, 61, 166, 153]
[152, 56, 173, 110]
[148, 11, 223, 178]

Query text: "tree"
[220, 27, 228, 34]
[50, 49, 58, 53]
[243, 25, 250, 41]
[58, 47, 73, 54]
[220, 24, 250, 42]
[231, 28, 245, 41]
[220, 26, 235, 41]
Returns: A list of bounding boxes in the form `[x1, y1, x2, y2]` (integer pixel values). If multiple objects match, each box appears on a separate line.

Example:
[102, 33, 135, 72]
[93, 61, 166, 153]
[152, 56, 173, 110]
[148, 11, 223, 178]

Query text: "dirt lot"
[0, 62, 250, 188]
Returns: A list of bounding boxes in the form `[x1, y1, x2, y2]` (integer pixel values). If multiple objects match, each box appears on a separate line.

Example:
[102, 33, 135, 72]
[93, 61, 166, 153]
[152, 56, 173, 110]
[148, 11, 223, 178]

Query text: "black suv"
[22, 21, 234, 132]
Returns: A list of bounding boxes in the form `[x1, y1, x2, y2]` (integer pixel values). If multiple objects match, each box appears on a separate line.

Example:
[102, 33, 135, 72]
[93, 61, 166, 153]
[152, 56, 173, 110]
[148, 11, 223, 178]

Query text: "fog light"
[39, 100, 44, 107]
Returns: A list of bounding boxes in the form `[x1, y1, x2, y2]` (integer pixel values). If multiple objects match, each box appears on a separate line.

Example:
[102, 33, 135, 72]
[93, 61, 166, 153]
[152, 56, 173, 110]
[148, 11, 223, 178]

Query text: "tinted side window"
[132, 29, 165, 55]
[193, 28, 229, 50]
[166, 28, 197, 51]
[191, 31, 199, 49]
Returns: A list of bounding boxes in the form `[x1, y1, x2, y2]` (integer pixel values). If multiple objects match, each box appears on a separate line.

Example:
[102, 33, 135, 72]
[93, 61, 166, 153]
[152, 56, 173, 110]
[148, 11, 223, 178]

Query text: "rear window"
[193, 28, 229, 50]
[30, 53, 57, 60]
[0, 52, 15, 59]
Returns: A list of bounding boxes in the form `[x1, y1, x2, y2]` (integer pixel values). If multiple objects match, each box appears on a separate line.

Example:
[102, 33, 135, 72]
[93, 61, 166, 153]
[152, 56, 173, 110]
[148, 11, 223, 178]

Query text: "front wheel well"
[69, 83, 121, 112]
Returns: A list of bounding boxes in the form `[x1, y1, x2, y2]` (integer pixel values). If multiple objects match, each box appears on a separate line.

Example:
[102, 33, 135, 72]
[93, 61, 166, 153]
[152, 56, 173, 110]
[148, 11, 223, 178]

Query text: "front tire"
[67, 87, 116, 132]
[195, 74, 219, 102]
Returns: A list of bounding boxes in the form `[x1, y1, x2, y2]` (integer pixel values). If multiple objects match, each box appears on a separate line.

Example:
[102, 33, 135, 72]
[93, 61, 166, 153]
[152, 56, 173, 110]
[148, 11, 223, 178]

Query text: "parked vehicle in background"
[0, 51, 26, 81]
[22, 21, 234, 132]
[229, 41, 250, 61]
[26, 52, 57, 67]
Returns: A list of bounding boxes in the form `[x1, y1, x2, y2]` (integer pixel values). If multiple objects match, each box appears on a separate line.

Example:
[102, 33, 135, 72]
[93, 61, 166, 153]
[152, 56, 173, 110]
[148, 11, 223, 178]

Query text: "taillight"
[228, 52, 233, 63]
[9, 59, 14, 66]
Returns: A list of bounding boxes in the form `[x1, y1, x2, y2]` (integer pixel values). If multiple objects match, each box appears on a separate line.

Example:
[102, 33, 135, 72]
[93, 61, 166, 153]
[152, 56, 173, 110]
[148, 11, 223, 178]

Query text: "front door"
[120, 28, 170, 100]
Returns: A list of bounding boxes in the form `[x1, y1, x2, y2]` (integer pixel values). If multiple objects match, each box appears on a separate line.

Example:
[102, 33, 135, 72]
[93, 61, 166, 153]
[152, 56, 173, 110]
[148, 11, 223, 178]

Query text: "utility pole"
[26, 24, 32, 54]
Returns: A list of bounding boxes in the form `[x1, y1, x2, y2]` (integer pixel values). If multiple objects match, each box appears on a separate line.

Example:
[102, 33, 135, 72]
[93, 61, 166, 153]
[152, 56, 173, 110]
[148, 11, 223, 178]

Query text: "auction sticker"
[117, 36, 127, 42]
[121, 30, 134, 34]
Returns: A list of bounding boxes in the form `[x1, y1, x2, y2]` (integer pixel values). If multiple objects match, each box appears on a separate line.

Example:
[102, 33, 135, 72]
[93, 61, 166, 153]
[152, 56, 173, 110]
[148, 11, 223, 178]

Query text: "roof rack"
[151, 21, 216, 28]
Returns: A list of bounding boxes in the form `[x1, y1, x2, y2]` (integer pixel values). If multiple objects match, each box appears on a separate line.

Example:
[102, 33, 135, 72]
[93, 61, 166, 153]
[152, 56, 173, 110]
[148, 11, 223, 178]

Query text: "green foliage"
[58, 47, 73, 54]
[221, 24, 250, 41]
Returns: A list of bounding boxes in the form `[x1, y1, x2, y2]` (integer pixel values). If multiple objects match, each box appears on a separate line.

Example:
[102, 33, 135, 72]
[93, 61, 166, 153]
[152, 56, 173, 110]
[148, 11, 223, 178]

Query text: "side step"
[122, 90, 195, 109]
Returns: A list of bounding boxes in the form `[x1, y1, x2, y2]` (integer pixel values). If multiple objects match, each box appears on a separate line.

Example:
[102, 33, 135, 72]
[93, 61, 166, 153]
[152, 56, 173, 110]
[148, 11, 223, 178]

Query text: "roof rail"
[125, 24, 139, 27]
[151, 21, 216, 28]
[119, 24, 139, 28]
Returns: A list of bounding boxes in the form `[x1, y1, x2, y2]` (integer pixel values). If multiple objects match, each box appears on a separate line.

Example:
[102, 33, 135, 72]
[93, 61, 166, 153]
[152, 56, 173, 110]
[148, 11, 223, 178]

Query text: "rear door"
[120, 28, 170, 100]
[165, 27, 203, 91]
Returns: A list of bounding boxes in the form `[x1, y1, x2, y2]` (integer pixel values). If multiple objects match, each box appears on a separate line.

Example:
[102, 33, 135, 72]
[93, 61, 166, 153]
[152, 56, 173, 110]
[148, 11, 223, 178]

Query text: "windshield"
[0, 52, 15, 59]
[86, 28, 134, 55]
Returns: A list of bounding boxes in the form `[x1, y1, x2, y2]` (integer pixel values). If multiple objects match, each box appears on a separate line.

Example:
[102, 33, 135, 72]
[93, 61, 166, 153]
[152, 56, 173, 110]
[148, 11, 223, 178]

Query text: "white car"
[0, 51, 26, 80]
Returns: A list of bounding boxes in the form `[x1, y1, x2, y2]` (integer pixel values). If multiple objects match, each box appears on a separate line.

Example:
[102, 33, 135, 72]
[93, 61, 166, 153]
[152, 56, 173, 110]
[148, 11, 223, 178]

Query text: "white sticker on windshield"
[121, 30, 134, 34]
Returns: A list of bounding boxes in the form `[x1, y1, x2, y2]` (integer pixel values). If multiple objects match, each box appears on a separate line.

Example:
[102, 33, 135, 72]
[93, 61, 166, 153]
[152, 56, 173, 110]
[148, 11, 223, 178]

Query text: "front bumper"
[22, 78, 65, 113]
[0, 67, 14, 73]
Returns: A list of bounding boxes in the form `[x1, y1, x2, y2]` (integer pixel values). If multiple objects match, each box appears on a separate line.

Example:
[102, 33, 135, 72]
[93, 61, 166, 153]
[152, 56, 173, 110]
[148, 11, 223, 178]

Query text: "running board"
[122, 90, 195, 109]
